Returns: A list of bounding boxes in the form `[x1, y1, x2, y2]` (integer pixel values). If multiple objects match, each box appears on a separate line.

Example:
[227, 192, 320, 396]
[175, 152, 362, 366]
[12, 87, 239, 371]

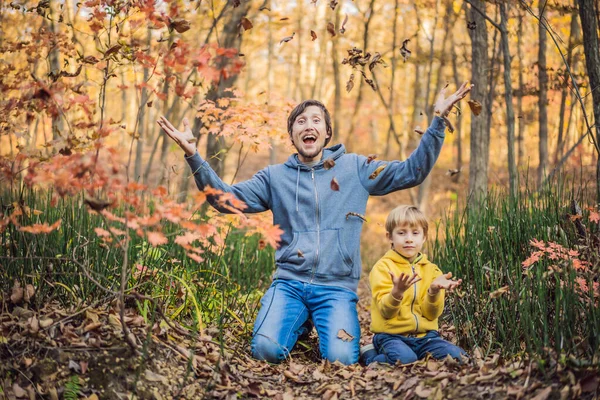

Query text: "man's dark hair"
[287, 100, 333, 147]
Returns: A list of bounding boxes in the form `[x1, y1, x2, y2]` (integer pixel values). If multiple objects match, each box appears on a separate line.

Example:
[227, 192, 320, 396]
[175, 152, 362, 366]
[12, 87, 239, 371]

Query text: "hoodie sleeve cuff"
[428, 116, 447, 137]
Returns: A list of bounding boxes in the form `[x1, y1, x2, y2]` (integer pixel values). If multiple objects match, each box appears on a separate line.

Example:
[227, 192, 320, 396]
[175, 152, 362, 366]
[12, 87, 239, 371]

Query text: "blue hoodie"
[185, 116, 447, 292]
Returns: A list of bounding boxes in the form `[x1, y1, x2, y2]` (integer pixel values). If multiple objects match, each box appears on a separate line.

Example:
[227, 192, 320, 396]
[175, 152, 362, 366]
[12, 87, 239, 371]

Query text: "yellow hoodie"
[369, 249, 445, 337]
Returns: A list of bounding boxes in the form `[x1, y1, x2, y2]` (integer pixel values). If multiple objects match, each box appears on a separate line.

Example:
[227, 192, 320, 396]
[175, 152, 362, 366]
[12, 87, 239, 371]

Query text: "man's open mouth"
[302, 134, 317, 144]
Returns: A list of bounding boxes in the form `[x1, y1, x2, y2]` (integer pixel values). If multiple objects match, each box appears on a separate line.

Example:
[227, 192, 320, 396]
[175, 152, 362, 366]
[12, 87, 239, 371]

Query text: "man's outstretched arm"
[157, 116, 271, 213]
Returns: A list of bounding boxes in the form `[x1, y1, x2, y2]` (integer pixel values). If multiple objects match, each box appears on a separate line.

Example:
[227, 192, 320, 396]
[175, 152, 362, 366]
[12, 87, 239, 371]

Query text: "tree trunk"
[385, 0, 401, 159]
[467, 0, 490, 203]
[205, 2, 251, 178]
[554, 7, 579, 164]
[538, 0, 549, 186]
[500, 2, 517, 196]
[331, 5, 342, 143]
[516, 11, 526, 167]
[577, 0, 600, 201]
[450, 23, 463, 178]
[345, 0, 376, 150]
[48, 4, 64, 140]
[134, 27, 152, 181]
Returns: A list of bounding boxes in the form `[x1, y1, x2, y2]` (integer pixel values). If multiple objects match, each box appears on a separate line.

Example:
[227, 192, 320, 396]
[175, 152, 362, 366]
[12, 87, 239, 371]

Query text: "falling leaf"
[369, 52, 383, 71]
[311, 30, 317, 41]
[103, 44, 122, 59]
[329, 0, 338, 10]
[240, 17, 253, 31]
[345, 212, 367, 222]
[446, 168, 461, 176]
[297, 249, 304, 258]
[170, 18, 190, 33]
[400, 39, 411, 62]
[364, 77, 376, 91]
[330, 177, 340, 191]
[414, 127, 425, 135]
[468, 100, 482, 116]
[327, 22, 336, 37]
[367, 154, 378, 163]
[490, 286, 510, 299]
[369, 165, 386, 180]
[84, 196, 112, 212]
[346, 73, 355, 93]
[10, 280, 23, 304]
[279, 32, 295, 45]
[258, 239, 267, 250]
[68, 359, 81, 373]
[442, 116, 455, 133]
[280, 17, 289, 21]
[340, 14, 348, 34]
[337, 329, 354, 342]
[323, 158, 335, 170]
[467, 20, 477, 30]
[147, 101, 153, 108]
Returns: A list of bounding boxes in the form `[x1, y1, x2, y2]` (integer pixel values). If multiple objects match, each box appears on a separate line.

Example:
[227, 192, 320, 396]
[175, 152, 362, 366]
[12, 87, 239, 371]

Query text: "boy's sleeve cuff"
[429, 116, 447, 137]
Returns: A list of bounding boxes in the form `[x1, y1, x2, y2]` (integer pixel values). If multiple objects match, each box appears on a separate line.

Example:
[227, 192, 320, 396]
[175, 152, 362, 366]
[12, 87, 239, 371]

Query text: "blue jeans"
[366, 331, 466, 365]
[251, 279, 360, 365]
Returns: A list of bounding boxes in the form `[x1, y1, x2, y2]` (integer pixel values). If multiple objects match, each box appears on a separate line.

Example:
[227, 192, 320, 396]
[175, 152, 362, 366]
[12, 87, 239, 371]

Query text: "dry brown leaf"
[340, 14, 348, 34]
[426, 359, 439, 371]
[283, 370, 301, 383]
[346, 73, 355, 93]
[336, 329, 353, 342]
[531, 387, 553, 400]
[108, 313, 122, 329]
[80, 360, 88, 374]
[145, 369, 168, 384]
[48, 387, 59, 400]
[580, 374, 600, 392]
[369, 165, 386, 180]
[489, 285, 510, 299]
[28, 315, 39, 333]
[84, 322, 102, 333]
[323, 158, 335, 170]
[280, 32, 295, 45]
[345, 212, 367, 222]
[12, 383, 27, 398]
[86, 310, 100, 324]
[103, 44, 122, 59]
[327, 22, 336, 37]
[297, 249, 304, 258]
[23, 358, 33, 368]
[24, 284, 35, 302]
[312, 368, 328, 381]
[329, 0, 338, 10]
[468, 100, 482, 116]
[330, 177, 340, 191]
[240, 17, 253, 31]
[311, 30, 317, 41]
[170, 18, 191, 33]
[367, 154, 378, 164]
[415, 383, 433, 398]
[85, 394, 99, 400]
[400, 39, 411, 62]
[39, 318, 53, 328]
[11, 280, 24, 304]
[414, 127, 425, 135]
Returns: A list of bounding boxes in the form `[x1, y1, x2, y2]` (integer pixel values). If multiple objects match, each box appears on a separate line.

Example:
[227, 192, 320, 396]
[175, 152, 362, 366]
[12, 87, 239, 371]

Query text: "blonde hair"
[385, 205, 429, 238]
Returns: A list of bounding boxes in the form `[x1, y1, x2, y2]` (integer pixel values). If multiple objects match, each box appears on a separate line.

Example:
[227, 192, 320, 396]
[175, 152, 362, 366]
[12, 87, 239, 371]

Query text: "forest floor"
[1, 278, 599, 400]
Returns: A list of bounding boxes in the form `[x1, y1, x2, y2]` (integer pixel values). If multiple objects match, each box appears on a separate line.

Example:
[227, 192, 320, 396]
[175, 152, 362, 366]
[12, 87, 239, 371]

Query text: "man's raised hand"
[389, 271, 421, 301]
[156, 116, 197, 157]
[433, 81, 474, 118]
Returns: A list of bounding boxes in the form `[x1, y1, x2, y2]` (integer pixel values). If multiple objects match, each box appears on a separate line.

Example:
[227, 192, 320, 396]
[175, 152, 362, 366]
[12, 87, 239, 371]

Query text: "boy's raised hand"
[389, 271, 421, 300]
[429, 272, 462, 295]
[156, 116, 197, 157]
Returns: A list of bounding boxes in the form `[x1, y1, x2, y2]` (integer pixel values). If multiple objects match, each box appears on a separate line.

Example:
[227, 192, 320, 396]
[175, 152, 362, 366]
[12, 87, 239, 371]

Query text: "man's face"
[386, 224, 426, 263]
[290, 105, 330, 163]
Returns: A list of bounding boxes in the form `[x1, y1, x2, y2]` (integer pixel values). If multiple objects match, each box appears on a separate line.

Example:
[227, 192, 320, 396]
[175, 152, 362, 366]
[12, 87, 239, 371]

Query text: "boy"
[157, 83, 473, 365]
[360, 205, 466, 365]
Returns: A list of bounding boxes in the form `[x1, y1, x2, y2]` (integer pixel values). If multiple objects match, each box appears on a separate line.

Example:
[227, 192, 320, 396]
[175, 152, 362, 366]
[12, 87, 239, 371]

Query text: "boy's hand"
[429, 272, 462, 295]
[156, 116, 197, 157]
[433, 82, 474, 117]
[389, 271, 421, 300]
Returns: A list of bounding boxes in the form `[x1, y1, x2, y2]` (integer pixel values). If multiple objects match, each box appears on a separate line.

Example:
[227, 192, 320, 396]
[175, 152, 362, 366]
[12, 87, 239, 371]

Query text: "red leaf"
[330, 177, 340, 191]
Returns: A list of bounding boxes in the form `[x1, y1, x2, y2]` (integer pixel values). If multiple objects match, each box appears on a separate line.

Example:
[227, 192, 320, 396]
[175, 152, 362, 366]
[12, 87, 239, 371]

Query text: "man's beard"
[297, 145, 323, 161]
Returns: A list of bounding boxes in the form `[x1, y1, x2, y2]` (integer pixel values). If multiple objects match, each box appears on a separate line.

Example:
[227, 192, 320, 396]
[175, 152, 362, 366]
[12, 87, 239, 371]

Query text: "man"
[157, 82, 473, 365]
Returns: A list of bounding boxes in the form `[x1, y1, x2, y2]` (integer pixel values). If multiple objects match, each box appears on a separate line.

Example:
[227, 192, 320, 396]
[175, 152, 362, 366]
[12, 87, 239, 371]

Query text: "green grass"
[432, 175, 599, 362]
[0, 187, 275, 336]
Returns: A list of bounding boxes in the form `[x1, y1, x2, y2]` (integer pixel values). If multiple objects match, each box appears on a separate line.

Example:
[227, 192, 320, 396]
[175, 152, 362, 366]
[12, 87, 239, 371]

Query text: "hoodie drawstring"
[295, 166, 300, 212]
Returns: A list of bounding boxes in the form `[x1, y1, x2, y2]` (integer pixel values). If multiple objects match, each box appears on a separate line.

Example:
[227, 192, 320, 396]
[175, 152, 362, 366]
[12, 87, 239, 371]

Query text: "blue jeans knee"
[251, 333, 289, 364]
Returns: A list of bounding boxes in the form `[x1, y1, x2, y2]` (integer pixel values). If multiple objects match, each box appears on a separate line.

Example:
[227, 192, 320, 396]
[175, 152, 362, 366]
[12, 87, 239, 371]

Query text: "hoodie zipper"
[310, 168, 320, 282]
[410, 256, 422, 333]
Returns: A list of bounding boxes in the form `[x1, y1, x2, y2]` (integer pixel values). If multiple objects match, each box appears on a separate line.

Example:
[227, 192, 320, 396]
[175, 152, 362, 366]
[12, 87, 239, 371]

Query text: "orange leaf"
[18, 219, 61, 234]
[330, 177, 340, 191]
[147, 231, 168, 247]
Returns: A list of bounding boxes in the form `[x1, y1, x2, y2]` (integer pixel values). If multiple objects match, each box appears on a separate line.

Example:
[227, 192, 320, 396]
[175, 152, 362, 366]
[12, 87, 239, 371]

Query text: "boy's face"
[290, 105, 330, 163]
[387, 224, 426, 262]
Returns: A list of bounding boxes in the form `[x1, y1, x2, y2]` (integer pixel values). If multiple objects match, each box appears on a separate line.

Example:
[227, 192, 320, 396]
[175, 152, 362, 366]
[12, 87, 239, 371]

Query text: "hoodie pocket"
[275, 231, 315, 273]
[315, 229, 354, 277]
